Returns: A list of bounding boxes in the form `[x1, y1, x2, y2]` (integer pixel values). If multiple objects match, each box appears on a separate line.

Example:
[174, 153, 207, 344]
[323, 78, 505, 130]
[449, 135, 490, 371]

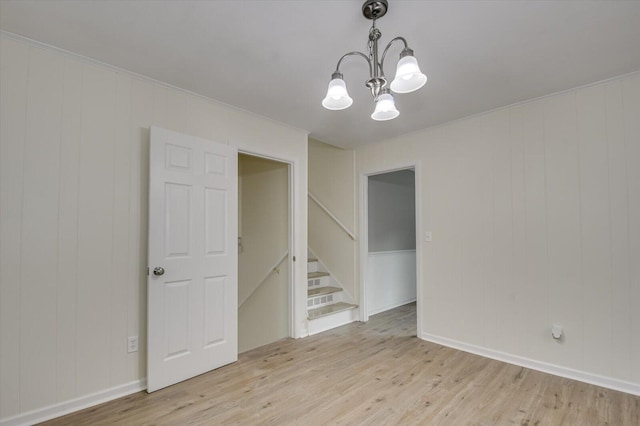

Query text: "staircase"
[307, 254, 358, 335]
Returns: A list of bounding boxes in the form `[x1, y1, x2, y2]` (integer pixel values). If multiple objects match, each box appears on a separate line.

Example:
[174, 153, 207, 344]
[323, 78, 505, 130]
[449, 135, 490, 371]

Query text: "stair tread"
[308, 302, 358, 320]
[308, 271, 329, 279]
[308, 258, 318, 263]
[308, 286, 342, 297]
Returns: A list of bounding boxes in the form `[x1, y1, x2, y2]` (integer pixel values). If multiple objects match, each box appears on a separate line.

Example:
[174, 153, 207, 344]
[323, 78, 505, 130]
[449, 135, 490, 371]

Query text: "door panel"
[148, 126, 237, 392]
[205, 188, 226, 254]
[204, 276, 227, 346]
[165, 183, 191, 257]
[165, 280, 190, 359]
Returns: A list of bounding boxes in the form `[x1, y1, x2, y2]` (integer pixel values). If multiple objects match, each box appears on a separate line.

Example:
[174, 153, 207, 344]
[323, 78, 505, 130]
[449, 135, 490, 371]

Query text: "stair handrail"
[238, 250, 289, 309]
[308, 192, 357, 241]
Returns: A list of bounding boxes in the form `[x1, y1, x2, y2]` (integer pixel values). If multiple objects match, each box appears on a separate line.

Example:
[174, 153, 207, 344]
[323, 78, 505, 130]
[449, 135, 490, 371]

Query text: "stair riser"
[307, 276, 332, 290]
[307, 292, 344, 309]
[306, 250, 359, 334]
[307, 261, 320, 273]
[308, 307, 359, 335]
[307, 294, 335, 309]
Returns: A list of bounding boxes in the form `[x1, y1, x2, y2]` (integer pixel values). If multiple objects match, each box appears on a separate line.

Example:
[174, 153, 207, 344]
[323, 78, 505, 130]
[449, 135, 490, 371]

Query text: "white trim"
[238, 150, 294, 165]
[237, 150, 300, 339]
[287, 160, 298, 338]
[350, 68, 640, 151]
[359, 173, 369, 322]
[5, 30, 640, 151]
[308, 192, 357, 241]
[238, 250, 289, 308]
[0, 31, 310, 137]
[368, 298, 417, 317]
[366, 250, 417, 316]
[352, 150, 358, 304]
[422, 333, 640, 396]
[414, 163, 423, 339]
[359, 163, 422, 339]
[0, 31, 307, 420]
[368, 249, 416, 256]
[0, 379, 146, 426]
[308, 307, 360, 335]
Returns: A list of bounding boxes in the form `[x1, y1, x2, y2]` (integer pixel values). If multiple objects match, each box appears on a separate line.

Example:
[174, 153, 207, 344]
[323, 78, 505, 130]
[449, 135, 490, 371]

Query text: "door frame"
[359, 162, 422, 337]
[238, 150, 296, 339]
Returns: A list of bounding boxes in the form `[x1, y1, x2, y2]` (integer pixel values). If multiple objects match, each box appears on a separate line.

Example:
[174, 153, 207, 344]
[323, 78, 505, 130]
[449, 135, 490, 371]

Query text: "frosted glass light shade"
[371, 93, 399, 121]
[390, 55, 427, 93]
[322, 78, 353, 110]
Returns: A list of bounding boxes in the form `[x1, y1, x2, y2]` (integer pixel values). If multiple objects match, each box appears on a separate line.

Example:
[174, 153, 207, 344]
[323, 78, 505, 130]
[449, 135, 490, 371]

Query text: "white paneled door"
[148, 126, 238, 392]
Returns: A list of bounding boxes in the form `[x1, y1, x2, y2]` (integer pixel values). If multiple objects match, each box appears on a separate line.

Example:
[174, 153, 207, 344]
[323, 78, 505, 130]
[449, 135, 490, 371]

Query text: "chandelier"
[322, 0, 427, 121]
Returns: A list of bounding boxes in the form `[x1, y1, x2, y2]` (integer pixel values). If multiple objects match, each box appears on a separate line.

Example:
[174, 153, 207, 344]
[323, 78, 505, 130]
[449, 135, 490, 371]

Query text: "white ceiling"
[2, 0, 640, 149]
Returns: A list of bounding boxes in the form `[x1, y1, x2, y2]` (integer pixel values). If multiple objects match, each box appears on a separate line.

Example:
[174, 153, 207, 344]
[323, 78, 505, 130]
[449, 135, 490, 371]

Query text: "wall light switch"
[425, 231, 433, 242]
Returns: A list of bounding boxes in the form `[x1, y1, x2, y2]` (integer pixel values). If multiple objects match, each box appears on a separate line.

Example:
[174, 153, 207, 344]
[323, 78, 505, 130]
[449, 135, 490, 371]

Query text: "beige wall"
[0, 34, 308, 422]
[238, 154, 289, 353]
[308, 139, 357, 299]
[356, 72, 640, 392]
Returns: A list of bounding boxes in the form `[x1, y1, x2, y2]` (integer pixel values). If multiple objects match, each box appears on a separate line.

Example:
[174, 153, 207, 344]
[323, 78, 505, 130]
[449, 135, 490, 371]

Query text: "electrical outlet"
[128, 336, 138, 353]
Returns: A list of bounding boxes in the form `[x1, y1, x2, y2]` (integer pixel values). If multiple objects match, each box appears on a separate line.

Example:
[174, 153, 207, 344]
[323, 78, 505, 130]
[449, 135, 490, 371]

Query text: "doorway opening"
[361, 167, 419, 332]
[237, 153, 291, 352]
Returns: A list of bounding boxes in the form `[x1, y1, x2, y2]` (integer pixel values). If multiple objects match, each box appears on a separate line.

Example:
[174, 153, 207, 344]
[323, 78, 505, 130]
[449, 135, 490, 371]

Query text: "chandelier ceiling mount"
[362, 0, 388, 20]
[322, 0, 427, 121]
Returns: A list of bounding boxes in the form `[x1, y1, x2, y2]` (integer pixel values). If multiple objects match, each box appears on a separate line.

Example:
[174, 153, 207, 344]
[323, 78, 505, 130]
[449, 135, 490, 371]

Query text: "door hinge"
[293, 256, 296, 262]
[147, 267, 149, 276]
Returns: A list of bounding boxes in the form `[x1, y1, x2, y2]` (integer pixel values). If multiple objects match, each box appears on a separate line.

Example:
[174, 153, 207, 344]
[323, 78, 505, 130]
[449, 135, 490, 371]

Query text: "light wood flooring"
[41, 303, 639, 425]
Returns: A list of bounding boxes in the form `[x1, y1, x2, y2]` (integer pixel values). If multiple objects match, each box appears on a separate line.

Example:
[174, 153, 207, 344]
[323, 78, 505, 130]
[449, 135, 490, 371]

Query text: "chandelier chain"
[368, 37, 374, 64]
[368, 19, 375, 59]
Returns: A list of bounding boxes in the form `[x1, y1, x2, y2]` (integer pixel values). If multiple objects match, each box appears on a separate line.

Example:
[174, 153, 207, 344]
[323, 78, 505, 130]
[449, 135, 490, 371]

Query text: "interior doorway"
[237, 153, 291, 352]
[361, 167, 419, 329]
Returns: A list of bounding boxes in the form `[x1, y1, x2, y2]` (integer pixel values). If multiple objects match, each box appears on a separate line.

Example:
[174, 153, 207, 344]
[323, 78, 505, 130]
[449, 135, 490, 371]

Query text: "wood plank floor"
[41, 303, 639, 425]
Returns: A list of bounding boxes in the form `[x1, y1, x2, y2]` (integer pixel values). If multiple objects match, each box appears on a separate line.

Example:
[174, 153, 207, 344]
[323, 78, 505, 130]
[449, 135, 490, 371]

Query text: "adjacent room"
[366, 169, 417, 317]
[1, 1, 639, 425]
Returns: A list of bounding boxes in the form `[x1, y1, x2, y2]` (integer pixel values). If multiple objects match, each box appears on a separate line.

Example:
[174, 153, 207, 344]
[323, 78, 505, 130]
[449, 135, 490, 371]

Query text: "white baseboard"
[0, 379, 147, 426]
[308, 308, 359, 335]
[422, 332, 640, 396]
[368, 297, 416, 316]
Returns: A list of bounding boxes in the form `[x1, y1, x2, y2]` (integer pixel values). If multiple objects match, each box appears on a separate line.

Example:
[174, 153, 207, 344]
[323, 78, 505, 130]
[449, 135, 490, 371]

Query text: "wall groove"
[0, 33, 309, 422]
[356, 72, 640, 393]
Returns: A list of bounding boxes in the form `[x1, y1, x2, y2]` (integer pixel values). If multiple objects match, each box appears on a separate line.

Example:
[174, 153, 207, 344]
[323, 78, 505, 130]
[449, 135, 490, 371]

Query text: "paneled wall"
[0, 34, 308, 422]
[308, 139, 357, 299]
[366, 251, 416, 315]
[238, 154, 289, 353]
[356, 72, 640, 393]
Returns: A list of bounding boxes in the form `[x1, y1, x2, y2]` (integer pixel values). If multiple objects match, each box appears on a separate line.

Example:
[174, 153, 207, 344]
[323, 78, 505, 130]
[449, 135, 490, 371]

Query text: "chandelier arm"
[335, 51, 373, 78]
[379, 36, 409, 74]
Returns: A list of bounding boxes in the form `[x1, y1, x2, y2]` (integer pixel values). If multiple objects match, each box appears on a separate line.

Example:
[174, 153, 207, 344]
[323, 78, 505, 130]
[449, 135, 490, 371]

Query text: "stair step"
[308, 302, 358, 320]
[308, 258, 318, 263]
[308, 286, 342, 297]
[308, 271, 329, 279]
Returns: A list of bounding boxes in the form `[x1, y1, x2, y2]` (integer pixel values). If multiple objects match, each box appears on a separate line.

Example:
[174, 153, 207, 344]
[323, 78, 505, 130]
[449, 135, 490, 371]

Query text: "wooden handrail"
[238, 250, 289, 309]
[308, 192, 356, 241]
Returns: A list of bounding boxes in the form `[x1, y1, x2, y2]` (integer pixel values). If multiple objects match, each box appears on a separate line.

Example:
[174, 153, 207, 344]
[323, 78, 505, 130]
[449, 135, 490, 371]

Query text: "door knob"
[153, 267, 165, 276]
